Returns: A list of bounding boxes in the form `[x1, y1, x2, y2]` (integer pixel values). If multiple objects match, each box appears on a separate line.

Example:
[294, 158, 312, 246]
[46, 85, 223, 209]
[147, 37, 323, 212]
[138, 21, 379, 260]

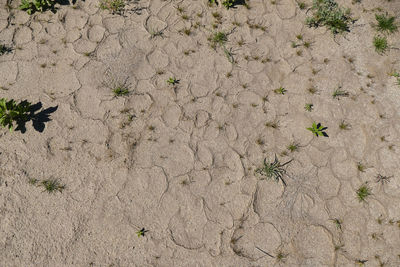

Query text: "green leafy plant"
[112, 85, 129, 97]
[41, 179, 65, 193]
[306, 0, 354, 34]
[211, 31, 228, 46]
[0, 98, 31, 132]
[374, 13, 398, 34]
[332, 88, 349, 99]
[307, 122, 329, 137]
[330, 218, 343, 230]
[222, 0, 235, 9]
[19, 0, 55, 14]
[255, 155, 292, 186]
[287, 142, 299, 152]
[167, 77, 179, 85]
[356, 184, 371, 202]
[373, 35, 388, 54]
[304, 103, 313, 112]
[136, 227, 149, 237]
[99, 0, 125, 14]
[274, 87, 287, 95]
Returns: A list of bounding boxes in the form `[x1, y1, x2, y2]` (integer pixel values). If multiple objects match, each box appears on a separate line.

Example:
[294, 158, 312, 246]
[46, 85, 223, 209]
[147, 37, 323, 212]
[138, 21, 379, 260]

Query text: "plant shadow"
[15, 102, 58, 133]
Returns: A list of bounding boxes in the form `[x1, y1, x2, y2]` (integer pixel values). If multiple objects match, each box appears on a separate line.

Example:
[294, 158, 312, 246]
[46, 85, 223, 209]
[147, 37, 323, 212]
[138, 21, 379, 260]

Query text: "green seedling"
[222, 0, 234, 9]
[287, 142, 299, 152]
[356, 184, 371, 202]
[304, 103, 313, 112]
[307, 122, 329, 137]
[136, 227, 149, 237]
[212, 31, 228, 46]
[274, 87, 287, 95]
[276, 251, 288, 262]
[255, 155, 292, 186]
[373, 35, 388, 54]
[339, 120, 350, 130]
[19, 0, 55, 14]
[99, 0, 125, 14]
[0, 98, 31, 132]
[374, 13, 398, 34]
[298, 2, 306, 9]
[167, 77, 179, 85]
[306, 0, 354, 35]
[332, 88, 349, 99]
[357, 162, 366, 172]
[41, 179, 65, 193]
[112, 86, 129, 97]
[330, 218, 343, 230]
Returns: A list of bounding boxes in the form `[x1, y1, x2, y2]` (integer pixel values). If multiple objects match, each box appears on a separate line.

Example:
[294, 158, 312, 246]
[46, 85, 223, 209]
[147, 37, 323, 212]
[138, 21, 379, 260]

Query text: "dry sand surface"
[1, 0, 400, 266]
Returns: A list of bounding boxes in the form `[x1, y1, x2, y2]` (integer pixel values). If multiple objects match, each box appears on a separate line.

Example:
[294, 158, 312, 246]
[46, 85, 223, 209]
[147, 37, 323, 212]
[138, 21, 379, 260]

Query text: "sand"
[1, 0, 400, 266]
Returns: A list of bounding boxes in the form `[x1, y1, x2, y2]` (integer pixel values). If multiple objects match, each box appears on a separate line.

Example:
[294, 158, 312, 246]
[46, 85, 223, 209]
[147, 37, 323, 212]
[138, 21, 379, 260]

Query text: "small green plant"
[330, 218, 343, 230]
[306, 0, 354, 34]
[356, 184, 371, 202]
[307, 122, 328, 137]
[112, 85, 129, 97]
[373, 35, 388, 54]
[136, 227, 149, 237]
[222, 0, 234, 9]
[274, 87, 287, 95]
[212, 31, 228, 46]
[19, 0, 55, 14]
[276, 251, 288, 263]
[304, 103, 313, 112]
[339, 120, 350, 130]
[41, 179, 65, 193]
[99, 0, 125, 14]
[287, 142, 299, 152]
[255, 155, 292, 186]
[374, 13, 398, 34]
[0, 98, 31, 132]
[332, 88, 349, 99]
[357, 162, 366, 172]
[167, 77, 179, 85]
[298, 2, 306, 9]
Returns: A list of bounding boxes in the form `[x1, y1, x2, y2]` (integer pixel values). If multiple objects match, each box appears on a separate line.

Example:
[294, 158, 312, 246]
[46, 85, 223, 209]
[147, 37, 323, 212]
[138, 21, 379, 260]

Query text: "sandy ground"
[1, 0, 400, 266]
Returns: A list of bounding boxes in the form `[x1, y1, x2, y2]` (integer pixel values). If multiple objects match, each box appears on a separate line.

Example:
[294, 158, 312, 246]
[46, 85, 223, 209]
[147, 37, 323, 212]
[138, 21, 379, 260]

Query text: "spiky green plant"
[306, 0, 354, 34]
[112, 86, 129, 96]
[274, 87, 287, 95]
[356, 184, 371, 202]
[374, 13, 398, 34]
[0, 98, 31, 132]
[373, 35, 388, 54]
[255, 155, 292, 186]
[41, 179, 65, 193]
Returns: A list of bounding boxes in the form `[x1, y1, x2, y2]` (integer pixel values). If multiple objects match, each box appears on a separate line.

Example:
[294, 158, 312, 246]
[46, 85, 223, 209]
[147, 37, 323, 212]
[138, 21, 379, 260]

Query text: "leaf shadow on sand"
[15, 102, 58, 133]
